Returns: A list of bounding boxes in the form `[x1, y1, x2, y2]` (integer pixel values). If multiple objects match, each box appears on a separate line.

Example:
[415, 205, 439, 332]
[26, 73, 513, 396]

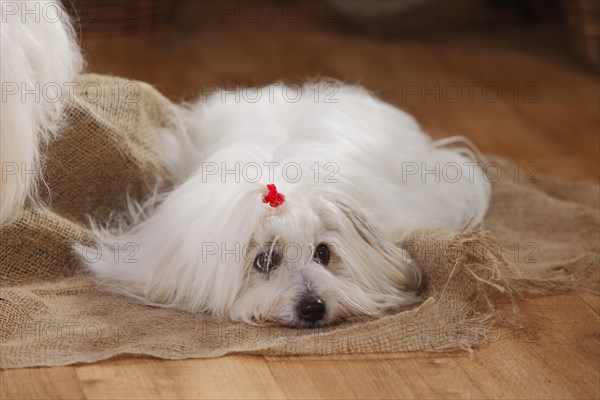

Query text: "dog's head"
[226, 184, 422, 328]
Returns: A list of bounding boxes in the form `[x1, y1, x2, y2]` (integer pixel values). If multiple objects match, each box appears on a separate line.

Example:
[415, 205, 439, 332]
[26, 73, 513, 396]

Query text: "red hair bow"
[263, 184, 285, 208]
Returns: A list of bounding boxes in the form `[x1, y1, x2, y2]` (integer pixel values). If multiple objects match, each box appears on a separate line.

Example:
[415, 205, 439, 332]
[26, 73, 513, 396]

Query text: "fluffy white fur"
[0, 0, 83, 224]
[80, 83, 491, 328]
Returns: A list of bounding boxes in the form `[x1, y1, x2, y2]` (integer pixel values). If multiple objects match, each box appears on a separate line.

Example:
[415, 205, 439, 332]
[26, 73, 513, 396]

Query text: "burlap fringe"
[442, 230, 519, 349]
[429, 228, 598, 351]
[507, 254, 600, 295]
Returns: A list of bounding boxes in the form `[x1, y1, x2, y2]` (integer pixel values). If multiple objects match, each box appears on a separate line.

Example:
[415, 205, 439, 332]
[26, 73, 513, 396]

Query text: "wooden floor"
[2, 16, 599, 400]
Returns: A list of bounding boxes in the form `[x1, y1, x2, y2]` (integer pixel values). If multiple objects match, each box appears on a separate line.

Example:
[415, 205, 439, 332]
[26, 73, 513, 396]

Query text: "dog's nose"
[297, 298, 326, 322]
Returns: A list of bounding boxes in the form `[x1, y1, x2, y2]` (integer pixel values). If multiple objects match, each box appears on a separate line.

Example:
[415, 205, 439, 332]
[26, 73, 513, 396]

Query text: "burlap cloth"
[1, 75, 598, 369]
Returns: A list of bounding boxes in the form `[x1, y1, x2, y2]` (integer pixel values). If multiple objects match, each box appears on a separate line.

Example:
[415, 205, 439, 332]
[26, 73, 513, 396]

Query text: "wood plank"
[578, 292, 600, 314]
[453, 292, 600, 399]
[266, 356, 486, 399]
[75, 355, 286, 400]
[0, 366, 85, 400]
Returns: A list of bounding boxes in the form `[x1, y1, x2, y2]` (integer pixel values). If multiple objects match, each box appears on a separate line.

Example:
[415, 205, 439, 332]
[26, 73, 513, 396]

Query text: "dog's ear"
[333, 199, 422, 291]
[334, 201, 407, 263]
[334, 200, 383, 250]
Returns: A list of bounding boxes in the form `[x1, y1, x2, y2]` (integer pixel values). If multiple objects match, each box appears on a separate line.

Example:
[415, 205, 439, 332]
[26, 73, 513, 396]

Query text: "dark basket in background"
[65, 0, 600, 71]
[564, 0, 600, 70]
[65, 0, 179, 39]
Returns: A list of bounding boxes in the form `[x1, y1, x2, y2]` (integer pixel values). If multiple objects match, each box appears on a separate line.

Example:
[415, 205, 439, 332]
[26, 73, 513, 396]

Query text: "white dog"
[80, 83, 491, 328]
[0, 0, 83, 224]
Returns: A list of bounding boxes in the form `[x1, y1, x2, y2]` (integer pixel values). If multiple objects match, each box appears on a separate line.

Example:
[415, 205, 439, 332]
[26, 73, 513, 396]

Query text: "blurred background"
[63, 0, 599, 181]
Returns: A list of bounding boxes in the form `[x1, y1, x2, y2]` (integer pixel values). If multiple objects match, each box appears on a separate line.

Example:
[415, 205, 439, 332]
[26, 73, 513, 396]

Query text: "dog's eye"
[313, 243, 330, 266]
[253, 252, 280, 273]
